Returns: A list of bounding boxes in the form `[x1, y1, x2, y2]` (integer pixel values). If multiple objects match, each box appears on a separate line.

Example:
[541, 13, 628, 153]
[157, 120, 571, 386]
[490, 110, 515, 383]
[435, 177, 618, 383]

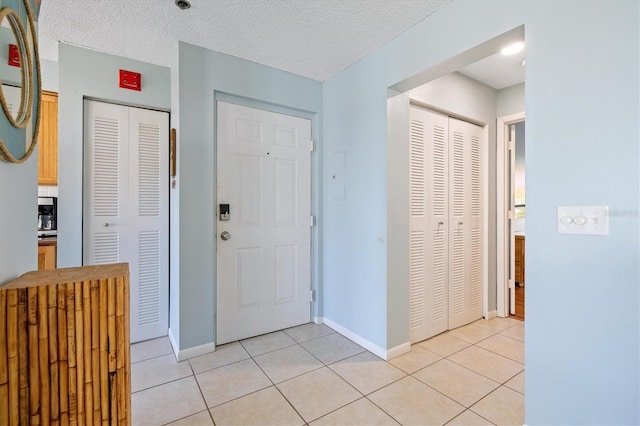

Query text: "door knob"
[220, 231, 231, 241]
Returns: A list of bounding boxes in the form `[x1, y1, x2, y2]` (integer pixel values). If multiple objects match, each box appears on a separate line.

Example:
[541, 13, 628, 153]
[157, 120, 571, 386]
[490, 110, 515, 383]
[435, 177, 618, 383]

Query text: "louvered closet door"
[128, 107, 169, 342]
[448, 117, 483, 329]
[83, 100, 169, 343]
[409, 105, 484, 343]
[83, 101, 130, 268]
[409, 106, 449, 343]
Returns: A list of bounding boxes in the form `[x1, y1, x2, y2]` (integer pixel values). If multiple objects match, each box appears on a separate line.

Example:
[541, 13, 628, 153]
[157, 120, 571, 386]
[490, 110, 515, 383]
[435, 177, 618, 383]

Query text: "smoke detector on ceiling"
[175, 0, 191, 10]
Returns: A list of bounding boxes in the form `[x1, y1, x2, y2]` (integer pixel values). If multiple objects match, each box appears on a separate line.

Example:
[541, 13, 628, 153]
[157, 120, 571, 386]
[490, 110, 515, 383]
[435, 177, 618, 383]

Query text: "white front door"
[216, 101, 311, 345]
[83, 100, 169, 343]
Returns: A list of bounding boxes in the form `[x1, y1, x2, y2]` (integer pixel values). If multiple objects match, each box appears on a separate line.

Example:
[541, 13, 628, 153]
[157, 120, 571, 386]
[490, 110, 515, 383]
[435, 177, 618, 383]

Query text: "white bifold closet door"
[409, 105, 483, 344]
[83, 100, 169, 343]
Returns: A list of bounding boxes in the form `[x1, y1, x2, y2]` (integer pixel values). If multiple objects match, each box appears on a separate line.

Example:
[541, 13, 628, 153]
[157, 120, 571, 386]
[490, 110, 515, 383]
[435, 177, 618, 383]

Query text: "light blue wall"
[40, 59, 58, 93]
[524, 2, 638, 423]
[0, 0, 38, 285]
[0, 154, 36, 284]
[175, 43, 322, 350]
[323, 1, 638, 423]
[57, 43, 171, 268]
[497, 82, 525, 117]
[323, 58, 389, 349]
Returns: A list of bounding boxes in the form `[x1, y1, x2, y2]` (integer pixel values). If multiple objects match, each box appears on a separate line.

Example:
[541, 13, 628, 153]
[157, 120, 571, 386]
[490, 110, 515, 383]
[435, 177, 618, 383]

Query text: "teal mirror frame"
[0, 0, 41, 163]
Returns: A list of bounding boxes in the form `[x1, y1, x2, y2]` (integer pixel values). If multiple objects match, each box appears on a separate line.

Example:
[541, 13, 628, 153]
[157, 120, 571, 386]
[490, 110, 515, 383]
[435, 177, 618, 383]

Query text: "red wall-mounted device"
[119, 69, 141, 91]
[8, 44, 20, 67]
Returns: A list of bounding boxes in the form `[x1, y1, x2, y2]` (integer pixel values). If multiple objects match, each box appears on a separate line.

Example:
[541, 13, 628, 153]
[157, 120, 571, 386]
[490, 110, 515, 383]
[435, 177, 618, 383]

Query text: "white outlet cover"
[557, 206, 609, 235]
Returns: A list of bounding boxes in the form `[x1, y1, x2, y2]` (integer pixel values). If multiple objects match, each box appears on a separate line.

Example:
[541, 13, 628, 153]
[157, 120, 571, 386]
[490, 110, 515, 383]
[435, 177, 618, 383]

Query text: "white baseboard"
[485, 310, 498, 320]
[168, 328, 216, 361]
[313, 316, 324, 325]
[322, 317, 409, 361]
[387, 342, 411, 360]
[168, 328, 179, 357]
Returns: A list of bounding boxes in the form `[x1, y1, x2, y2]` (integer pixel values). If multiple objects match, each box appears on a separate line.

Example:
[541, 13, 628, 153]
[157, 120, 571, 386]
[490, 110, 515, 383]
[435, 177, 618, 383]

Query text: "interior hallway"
[131, 318, 524, 425]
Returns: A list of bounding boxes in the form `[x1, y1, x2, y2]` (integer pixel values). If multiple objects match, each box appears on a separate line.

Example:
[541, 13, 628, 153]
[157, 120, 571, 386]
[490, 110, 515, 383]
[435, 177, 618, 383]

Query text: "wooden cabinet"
[37, 243, 56, 270]
[0, 264, 131, 425]
[515, 235, 525, 285]
[38, 91, 58, 186]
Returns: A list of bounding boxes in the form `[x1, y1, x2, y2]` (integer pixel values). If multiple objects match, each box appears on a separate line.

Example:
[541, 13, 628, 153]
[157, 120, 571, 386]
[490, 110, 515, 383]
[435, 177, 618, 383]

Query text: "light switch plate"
[557, 206, 609, 235]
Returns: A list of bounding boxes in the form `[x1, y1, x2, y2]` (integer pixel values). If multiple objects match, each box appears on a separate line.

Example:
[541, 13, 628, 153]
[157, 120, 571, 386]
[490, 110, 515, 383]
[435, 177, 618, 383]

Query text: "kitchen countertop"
[38, 237, 57, 246]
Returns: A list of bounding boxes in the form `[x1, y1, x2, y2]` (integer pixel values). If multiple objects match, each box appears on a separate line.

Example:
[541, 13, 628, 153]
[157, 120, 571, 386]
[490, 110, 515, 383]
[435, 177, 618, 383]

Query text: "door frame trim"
[496, 111, 525, 317]
[213, 92, 319, 345]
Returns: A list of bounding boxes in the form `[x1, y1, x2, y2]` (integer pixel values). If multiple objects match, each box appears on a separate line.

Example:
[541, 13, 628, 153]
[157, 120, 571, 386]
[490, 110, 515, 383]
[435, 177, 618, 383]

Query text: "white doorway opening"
[497, 112, 525, 318]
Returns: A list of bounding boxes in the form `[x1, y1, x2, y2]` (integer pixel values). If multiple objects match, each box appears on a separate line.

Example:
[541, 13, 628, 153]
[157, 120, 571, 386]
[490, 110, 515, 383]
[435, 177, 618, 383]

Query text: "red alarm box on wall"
[8, 44, 20, 67]
[119, 69, 141, 91]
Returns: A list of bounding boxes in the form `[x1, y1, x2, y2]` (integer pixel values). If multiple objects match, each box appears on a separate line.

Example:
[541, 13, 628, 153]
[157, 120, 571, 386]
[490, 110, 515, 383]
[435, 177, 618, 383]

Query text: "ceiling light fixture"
[175, 0, 191, 10]
[501, 41, 525, 56]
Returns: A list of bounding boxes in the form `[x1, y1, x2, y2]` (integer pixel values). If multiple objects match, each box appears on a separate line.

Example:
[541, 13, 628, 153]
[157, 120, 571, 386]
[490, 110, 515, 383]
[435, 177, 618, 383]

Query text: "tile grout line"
[163, 327, 342, 423]
[409, 365, 499, 410]
[443, 346, 524, 385]
[131, 351, 175, 365]
[160, 409, 214, 426]
[222, 328, 363, 422]
[361, 376, 424, 425]
[238, 327, 338, 358]
[444, 408, 497, 426]
[133, 320, 523, 425]
[186, 356, 218, 426]
[466, 384, 520, 422]
[433, 325, 525, 377]
[241, 327, 384, 424]
[271, 337, 368, 424]
[410, 321, 524, 424]
[246, 338, 312, 425]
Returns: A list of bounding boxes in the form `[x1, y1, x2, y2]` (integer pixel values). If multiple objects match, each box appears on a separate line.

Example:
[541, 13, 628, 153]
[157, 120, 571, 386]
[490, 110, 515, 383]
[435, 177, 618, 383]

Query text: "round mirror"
[0, 0, 41, 163]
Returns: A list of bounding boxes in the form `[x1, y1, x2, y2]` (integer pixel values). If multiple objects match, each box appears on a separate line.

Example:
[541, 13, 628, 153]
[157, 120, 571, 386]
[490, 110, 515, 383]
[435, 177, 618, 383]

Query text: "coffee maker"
[38, 197, 57, 237]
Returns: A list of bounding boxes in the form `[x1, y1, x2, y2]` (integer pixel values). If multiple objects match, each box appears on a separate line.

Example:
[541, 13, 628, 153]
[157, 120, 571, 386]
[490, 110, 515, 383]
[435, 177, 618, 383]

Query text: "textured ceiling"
[38, 0, 450, 81]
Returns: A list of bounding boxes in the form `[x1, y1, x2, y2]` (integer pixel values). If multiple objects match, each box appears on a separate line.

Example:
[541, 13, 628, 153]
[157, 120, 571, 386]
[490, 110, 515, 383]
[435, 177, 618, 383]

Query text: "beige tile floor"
[131, 317, 524, 425]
